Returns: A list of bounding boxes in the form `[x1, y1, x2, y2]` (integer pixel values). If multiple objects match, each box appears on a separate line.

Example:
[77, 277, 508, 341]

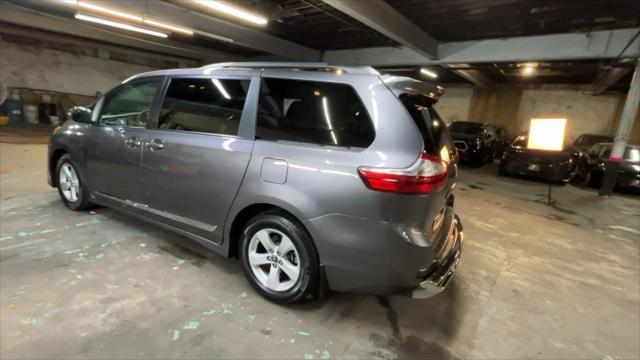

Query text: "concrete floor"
[1, 129, 639, 359]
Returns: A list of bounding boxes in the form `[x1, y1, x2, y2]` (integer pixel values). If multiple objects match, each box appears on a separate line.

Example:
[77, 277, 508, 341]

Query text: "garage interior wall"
[439, 83, 640, 144]
[0, 40, 158, 97]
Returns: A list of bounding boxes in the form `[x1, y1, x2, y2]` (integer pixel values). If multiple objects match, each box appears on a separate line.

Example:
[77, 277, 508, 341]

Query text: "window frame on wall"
[147, 74, 258, 139]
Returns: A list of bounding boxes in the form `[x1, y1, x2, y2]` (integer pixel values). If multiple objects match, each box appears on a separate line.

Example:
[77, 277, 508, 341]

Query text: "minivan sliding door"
[139, 73, 259, 244]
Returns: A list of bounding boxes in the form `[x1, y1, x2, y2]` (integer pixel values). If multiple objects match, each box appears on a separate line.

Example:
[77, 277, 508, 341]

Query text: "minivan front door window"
[100, 78, 161, 128]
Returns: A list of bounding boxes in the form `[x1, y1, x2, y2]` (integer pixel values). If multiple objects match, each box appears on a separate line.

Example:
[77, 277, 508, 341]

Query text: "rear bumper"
[502, 158, 571, 181]
[306, 208, 464, 297]
[412, 214, 463, 299]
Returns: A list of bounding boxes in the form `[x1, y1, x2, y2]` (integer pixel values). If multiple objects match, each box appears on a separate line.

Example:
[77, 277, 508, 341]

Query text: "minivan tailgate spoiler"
[379, 75, 444, 104]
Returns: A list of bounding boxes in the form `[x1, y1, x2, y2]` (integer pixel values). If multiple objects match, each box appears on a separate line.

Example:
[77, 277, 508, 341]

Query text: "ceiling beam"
[320, 0, 437, 59]
[592, 67, 633, 94]
[0, 2, 238, 63]
[447, 68, 495, 89]
[100, 0, 321, 61]
[323, 28, 640, 66]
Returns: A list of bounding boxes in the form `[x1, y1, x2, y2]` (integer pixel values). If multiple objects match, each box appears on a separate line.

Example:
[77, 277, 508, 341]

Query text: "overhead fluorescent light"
[420, 68, 438, 79]
[193, 0, 268, 25]
[77, 1, 144, 22]
[212, 79, 231, 99]
[143, 19, 194, 36]
[75, 14, 168, 38]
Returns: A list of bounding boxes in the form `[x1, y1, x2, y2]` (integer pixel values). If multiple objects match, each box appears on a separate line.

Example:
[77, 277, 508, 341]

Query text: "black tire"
[498, 160, 509, 176]
[585, 170, 600, 188]
[240, 211, 319, 304]
[55, 154, 93, 211]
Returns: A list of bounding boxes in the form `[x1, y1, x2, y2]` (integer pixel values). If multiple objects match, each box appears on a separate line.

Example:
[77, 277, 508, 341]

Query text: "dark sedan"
[575, 143, 640, 190]
[499, 135, 572, 183]
[566, 133, 614, 171]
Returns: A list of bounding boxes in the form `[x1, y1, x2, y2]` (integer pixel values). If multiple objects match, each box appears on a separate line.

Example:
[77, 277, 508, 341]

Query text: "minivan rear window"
[256, 78, 375, 148]
[400, 95, 454, 159]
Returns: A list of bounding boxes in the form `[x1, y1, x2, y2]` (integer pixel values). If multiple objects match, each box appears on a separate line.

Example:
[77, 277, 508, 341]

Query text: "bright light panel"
[527, 118, 566, 151]
[420, 68, 438, 79]
[75, 14, 168, 38]
[194, 0, 268, 25]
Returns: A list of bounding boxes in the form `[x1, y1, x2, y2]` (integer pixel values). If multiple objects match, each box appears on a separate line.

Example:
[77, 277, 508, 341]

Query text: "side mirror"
[68, 106, 93, 124]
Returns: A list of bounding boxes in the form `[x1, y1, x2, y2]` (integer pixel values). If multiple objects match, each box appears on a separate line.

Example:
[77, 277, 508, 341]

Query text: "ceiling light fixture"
[520, 62, 537, 76]
[62, 1, 194, 36]
[143, 19, 194, 36]
[420, 68, 438, 79]
[193, 0, 268, 25]
[76, 1, 144, 22]
[75, 14, 168, 38]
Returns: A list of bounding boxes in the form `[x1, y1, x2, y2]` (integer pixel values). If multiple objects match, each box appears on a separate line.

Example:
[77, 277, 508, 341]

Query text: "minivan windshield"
[449, 122, 485, 135]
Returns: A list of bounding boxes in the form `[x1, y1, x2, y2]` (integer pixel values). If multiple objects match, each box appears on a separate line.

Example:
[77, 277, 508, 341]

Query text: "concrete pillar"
[599, 58, 640, 196]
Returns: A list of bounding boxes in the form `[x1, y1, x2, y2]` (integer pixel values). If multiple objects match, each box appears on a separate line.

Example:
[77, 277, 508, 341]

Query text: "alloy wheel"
[59, 163, 80, 203]
[247, 228, 301, 292]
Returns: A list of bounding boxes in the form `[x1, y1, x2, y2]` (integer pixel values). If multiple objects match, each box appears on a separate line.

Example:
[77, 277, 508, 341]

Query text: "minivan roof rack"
[200, 62, 380, 75]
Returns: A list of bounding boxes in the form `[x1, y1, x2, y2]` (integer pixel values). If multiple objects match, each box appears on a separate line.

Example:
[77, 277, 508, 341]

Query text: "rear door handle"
[145, 138, 165, 151]
[124, 136, 142, 148]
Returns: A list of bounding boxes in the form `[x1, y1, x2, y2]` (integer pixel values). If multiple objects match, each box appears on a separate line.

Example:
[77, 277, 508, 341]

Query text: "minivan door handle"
[124, 136, 142, 148]
[145, 138, 165, 151]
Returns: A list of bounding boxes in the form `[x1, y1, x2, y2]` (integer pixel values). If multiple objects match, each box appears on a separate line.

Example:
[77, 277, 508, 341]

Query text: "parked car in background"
[49, 62, 463, 304]
[449, 121, 508, 165]
[499, 134, 572, 183]
[566, 133, 614, 171]
[574, 143, 640, 190]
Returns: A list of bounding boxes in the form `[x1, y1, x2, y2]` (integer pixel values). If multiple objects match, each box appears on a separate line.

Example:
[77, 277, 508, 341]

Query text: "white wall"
[516, 89, 621, 142]
[434, 86, 473, 124]
[0, 41, 156, 96]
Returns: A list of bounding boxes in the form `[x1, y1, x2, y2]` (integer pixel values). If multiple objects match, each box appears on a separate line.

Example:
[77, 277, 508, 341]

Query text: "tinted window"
[400, 95, 454, 160]
[574, 135, 613, 147]
[256, 78, 374, 148]
[512, 135, 527, 148]
[159, 78, 250, 136]
[100, 77, 161, 128]
[449, 122, 485, 135]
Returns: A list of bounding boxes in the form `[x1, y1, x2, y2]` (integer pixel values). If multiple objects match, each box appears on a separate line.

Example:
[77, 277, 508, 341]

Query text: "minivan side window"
[158, 78, 250, 136]
[100, 77, 161, 128]
[256, 78, 375, 148]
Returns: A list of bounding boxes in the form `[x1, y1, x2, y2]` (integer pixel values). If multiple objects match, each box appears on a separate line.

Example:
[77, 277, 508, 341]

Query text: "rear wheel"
[56, 155, 92, 210]
[240, 212, 319, 303]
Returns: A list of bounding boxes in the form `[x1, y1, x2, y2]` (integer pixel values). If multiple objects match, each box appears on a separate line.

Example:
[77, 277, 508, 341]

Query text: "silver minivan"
[48, 62, 463, 303]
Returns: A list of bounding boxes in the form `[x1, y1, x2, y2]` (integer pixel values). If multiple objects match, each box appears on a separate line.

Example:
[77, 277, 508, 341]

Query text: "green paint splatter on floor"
[246, 314, 257, 322]
[176, 259, 185, 265]
[0, 235, 13, 242]
[298, 331, 310, 336]
[172, 330, 180, 341]
[202, 309, 217, 316]
[322, 350, 331, 359]
[18, 231, 36, 238]
[64, 249, 81, 254]
[182, 321, 200, 330]
[304, 353, 314, 359]
[40, 229, 56, 234]
[95, 253, 104, 260]
[21, 317, 38, 325]
[238, 292, 248, 298]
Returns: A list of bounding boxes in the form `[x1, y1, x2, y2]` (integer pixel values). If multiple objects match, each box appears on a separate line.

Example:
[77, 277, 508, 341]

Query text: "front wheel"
[240, 212, 319, 303]
[56, 155, 92, 210]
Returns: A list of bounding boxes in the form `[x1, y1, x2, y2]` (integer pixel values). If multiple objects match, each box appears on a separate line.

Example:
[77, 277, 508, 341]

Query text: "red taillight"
[358, 152, 448, 194]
